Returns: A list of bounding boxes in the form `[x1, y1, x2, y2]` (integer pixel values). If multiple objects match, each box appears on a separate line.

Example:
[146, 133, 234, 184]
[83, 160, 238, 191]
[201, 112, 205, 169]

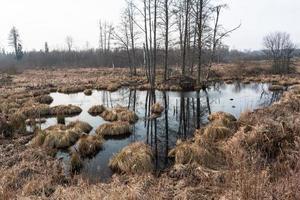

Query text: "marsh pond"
[32, 82, 283, 181]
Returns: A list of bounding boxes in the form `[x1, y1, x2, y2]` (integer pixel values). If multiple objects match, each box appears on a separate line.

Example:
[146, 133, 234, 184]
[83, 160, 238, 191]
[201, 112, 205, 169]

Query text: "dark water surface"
[41, 82, 282, 182]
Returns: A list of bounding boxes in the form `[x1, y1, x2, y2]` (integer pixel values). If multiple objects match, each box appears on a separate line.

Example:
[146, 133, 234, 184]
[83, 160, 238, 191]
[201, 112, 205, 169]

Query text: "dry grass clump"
[169, 112, 237, 170]
[35, 95, 53, 104]
[114, 106, 139, 124]
[208, 111, 236, 123]
[107, 83, 121, 92]
[168, 140, 227, 170]
[31, 89, 51, 97]
[50, 105, 82, 116]
[67, 120, 93, 134]
[31, 125, 82, 149]
[84, 89, 92, 96]
[208, 111, 237, 129]
[30, 130, 47, 147]
[20, 103, 51, 117]
[151, 103, 164, 115]
[243, 118, 299, 162]
[96, 122, 131, 137]
[58, 85, 85, 94]
[76, 135, 104, 157]
[202, 124, 233, 143]
[100, 109, 118, 121]
[88, 105, 106, 116]
[268, 84, 285, 91]
[0, 101, 21, 114]
[109, 142, 153, 174]
[100, 106, 138, 124]
[8, 112, 26, 134]
[43, 128, 81, 149]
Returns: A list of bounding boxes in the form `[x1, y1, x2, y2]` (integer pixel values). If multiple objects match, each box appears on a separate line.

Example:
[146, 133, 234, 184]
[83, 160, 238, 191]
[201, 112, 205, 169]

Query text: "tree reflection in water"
[44, 83, 284, 180]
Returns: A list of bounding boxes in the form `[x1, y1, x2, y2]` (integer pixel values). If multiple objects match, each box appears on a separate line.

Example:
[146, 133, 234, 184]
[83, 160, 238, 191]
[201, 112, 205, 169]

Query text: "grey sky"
[0, 0, 299, 51]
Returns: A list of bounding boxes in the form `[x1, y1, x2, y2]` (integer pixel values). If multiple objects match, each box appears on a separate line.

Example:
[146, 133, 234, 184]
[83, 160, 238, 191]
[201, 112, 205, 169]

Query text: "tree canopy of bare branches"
[65, 36, 74, 52]
[263, 32, 296, 74]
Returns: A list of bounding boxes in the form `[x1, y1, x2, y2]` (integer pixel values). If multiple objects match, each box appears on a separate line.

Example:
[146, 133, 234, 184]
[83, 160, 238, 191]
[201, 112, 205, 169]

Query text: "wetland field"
[1, 68, 300, 199]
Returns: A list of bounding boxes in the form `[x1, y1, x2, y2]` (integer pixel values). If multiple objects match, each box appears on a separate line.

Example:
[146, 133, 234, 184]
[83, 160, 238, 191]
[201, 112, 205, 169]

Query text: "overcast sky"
[0, 0, 299, 51]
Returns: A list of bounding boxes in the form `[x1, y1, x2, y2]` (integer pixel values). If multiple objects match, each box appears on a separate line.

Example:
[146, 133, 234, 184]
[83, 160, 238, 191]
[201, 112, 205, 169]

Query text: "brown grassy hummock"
[268, 84, 285, 91]
[100, 110, 118, 121]
[67, 120, 93, 134]
[109, 142, 153, 174]
[76, 135, 104, 158]
[88, 105, 106, 116]
[42, 129, 81, 149]
[58, 85, 85, 94]
[20, 103, 51, 118]
[50, 105, 82, 116]
[100, 106, 138, 124]
[151, 103, 164, 115]
[114, 106, 139, 124]
[83, 89, 92, 96]
[31, 124, 83, 149]
[107, 83, 121, 92]
[35, 95, 54, 104]
[95, 122, 131, 137]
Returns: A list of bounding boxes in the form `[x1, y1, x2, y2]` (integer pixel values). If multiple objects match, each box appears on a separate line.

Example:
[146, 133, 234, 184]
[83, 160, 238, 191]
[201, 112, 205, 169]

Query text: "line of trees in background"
[0, 1, 299, 78]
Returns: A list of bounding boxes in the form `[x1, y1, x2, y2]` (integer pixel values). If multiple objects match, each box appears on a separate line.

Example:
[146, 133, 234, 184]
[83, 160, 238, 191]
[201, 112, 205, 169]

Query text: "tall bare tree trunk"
[164, 0, 169, 81]
[182, 0, 190, 76]
[153, 0, 157, 88]
[197, 0, 203, 86]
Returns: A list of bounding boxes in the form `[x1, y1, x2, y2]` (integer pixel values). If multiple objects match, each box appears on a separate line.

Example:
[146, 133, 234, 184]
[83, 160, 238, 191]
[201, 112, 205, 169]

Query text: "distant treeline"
[0, 48, 181, 70]
[1, 47, 300, 71]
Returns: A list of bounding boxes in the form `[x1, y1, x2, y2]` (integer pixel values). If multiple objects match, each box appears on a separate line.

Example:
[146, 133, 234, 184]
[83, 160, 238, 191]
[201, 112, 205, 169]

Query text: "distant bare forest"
[0, 47, 275, 70]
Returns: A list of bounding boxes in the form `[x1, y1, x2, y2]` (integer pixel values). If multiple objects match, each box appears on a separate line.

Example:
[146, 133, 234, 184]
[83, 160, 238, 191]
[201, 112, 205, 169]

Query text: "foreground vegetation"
[1, 66, 300, 199]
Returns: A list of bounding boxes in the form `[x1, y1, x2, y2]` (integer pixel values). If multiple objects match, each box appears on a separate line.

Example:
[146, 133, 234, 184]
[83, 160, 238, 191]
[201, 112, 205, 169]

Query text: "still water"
[41, 82, 282, 181]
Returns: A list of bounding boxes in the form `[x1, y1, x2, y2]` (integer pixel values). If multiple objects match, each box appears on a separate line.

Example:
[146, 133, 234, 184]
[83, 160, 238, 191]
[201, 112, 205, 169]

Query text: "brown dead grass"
[3, 68, 300, 199]
[96, 122, 131, 137]
[88, 105, 106, 116]
[58, 85, 85, 94]
[151, 103, 164, 115]
[100, 106, 138, 124]
[268, 84, 285, 91]
[76, 135, 104, 158]
[67, 120, 93, 134]
[83, 89, 92, 96]
[109, 142, 154, 174]
[35, 95, 53, 104]
[50, 105, 82, 116]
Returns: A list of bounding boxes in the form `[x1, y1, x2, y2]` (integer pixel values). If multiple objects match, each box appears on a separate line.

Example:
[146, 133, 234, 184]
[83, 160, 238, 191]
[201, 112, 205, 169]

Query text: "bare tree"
[99, 21, 114, 52]
[204, 4, 240, 84]
[126, 0, 138, 75]
[161, 0, 174, 81]
[45, 42, 49, 53]
[113, 17, 132, 73]
[263, 32, 296, 74]
[8, 26, 23, 60]
[65, 36, 74, 52]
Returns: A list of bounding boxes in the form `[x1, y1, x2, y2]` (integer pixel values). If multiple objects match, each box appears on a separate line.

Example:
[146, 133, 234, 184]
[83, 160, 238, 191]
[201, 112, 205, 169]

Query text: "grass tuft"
[96, 121, 131, 137]
[109, 142, 153, 174]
